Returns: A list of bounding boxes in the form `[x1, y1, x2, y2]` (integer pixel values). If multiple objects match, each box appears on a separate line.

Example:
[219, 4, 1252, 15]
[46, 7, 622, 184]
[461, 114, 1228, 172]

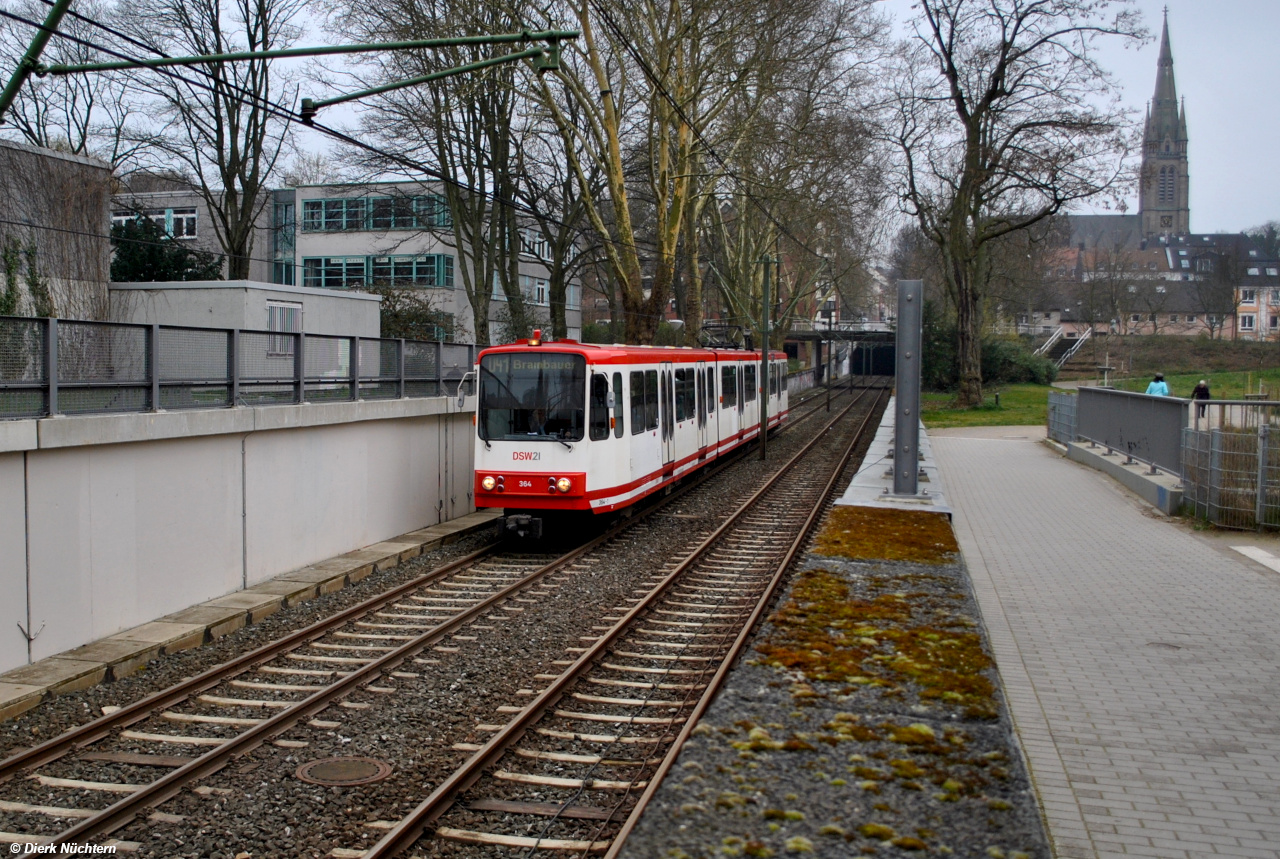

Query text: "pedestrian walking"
[1192, 379, 1211, 417]
[1145, 373, 1170, 397]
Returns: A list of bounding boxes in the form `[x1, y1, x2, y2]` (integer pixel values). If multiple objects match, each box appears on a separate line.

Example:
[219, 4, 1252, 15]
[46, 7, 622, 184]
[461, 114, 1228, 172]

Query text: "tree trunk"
[953, 258, 983, 406]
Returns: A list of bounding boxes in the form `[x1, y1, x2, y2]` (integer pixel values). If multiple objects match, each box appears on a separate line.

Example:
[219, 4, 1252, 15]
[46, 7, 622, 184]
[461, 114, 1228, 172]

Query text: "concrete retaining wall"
[0, 398, 475, 671]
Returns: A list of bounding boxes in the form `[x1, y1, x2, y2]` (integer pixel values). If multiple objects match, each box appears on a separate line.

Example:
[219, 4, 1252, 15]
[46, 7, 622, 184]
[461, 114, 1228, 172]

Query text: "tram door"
[695, 361, 709, 451]
[660, 362, 675, 466]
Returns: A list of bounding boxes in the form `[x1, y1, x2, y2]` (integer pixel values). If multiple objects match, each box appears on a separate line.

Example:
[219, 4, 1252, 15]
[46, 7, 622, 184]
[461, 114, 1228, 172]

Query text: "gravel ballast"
[618, 512, 1051, 858]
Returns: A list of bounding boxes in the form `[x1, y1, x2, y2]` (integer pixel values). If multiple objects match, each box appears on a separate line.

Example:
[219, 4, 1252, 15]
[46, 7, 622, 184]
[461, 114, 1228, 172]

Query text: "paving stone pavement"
[931, 427, 1280, 859]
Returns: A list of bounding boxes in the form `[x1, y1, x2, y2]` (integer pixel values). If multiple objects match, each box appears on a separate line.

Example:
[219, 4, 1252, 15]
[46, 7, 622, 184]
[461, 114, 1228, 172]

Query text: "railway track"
[365, 387, 887, 858]
[0, 381, 882, 852]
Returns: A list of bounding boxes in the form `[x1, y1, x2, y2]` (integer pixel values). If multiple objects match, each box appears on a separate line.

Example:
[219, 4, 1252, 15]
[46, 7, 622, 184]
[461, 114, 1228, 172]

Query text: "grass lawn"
[922, 383, 1051, 428]
[1108, 368, 1280, 400]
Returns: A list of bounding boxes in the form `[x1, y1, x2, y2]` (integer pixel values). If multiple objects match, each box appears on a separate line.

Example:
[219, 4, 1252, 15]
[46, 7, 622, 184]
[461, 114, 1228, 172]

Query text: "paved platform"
[0, 510, 501, 721]
[932, 426, 1280, 859]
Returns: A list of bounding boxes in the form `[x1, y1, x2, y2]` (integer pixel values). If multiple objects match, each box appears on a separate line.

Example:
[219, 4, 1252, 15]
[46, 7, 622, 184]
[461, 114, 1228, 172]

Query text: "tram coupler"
[502, 514, 543, 540]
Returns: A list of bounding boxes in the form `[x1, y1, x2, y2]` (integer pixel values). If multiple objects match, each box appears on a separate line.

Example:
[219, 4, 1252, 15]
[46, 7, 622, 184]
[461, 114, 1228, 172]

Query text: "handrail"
[1055, 327, 1092, 367]
[1033, 325, 1064, 356]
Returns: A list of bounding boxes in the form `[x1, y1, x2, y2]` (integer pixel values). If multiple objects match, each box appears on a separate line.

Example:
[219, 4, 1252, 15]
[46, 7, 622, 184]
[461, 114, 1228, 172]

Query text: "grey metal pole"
[350, 336, 361, 401]
[894, 280, 923, 496]
[760, 254, 770, 461]
[295, 332, 306, 403]
[435, 341, 444, 396]
[45, 317, 58, 416]
[149, 324, 161, 411]
[229, 329, 240, 407]
[1257, 424, 1269, 530]
[397, 339, 406, 399]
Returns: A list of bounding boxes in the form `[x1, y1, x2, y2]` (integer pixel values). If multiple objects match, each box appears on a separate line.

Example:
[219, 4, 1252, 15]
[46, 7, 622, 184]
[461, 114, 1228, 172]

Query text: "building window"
[1130, 314, 1141, 323]
[111, 207, 197, 239]
[1156, 285, 1166, 293]
[303, 255, 452, 289]
[273, 261, 295, 286]
[1268, 269, 1279, 278]
[1271, 315, 1279, 330]
[1168, 315, 1179, 323]
[1271, 289, 1280, 303]
[1240, 314, 1255, 332]
[301, 194, 450, 232]
[1186, 315, 1196, 323]
[303, 256, 365, 289]
[267, 301, 302, 355]
[519, 228, 550, 260]
[1241, 289, 1257, 304]
[1180, 260, 1190, 269]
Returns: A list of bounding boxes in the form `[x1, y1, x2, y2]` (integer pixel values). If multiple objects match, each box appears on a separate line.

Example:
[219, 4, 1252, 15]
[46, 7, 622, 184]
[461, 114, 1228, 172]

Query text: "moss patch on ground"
[813, 506, 958, 564]
[756, 568, 996, 720]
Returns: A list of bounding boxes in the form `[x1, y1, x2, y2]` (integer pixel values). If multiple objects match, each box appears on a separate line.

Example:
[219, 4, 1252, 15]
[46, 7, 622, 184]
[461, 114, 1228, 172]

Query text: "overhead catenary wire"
[2, 4, 814, 326]
[10, 0, 668, 267]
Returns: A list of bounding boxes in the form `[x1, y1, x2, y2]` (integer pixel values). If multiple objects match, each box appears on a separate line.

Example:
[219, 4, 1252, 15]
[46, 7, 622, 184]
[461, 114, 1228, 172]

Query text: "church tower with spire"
[1140, 10, 1190, 238]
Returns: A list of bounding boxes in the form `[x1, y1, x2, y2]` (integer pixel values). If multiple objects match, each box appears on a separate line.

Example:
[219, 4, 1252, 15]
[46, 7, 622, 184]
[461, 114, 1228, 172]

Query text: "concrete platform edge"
[0, 509, 502, 720]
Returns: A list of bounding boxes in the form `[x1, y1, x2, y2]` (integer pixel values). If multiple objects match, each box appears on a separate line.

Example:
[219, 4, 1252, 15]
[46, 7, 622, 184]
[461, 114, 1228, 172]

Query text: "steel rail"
[361, 387, 878, 857]
[31, 382, 849, 846]
[0, 542, 499, 782]
[0, 381, 840, 786]
[51, 531, 621, 846]
[601, 388, 888, 856]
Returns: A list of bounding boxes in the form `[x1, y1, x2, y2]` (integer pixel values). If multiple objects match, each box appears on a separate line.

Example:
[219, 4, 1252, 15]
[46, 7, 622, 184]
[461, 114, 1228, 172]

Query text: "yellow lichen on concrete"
[814, 506, 957, 564]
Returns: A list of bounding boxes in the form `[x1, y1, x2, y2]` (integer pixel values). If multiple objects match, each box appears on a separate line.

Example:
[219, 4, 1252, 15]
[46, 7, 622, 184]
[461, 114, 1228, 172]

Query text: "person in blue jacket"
[1145, 373, 1170, 397]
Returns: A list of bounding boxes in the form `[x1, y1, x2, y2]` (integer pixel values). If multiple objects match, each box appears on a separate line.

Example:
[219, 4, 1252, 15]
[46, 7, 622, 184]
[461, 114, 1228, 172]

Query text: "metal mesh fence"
[359, 339, 400, 400]
[57, 320, 149, 414]
[1047, 390, 1077, 444]
[238, 330, 300, 406]
[441, 343, 472, 396]
[404, 340, 440, 397]
[159, 326, 231, 410]
[1182, 426, 1280, 530]
[1, 314, 474, 420]
[0, 318, 46, 418]
[304, 335, 354, 402]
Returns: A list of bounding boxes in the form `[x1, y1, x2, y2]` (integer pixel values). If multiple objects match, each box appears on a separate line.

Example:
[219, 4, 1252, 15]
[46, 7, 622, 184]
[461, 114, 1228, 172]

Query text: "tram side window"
[613, 372, 624, 437]
[721, 366, 737, 409]
[589, 374, 611, 441]
[745, 365, 757, 402]
[696, 369, 706, 425]
[673, 369, 686, 422]
[645, 370, 659, 430]
[707, 368, 716, 414]
[630, 371, 645, 435]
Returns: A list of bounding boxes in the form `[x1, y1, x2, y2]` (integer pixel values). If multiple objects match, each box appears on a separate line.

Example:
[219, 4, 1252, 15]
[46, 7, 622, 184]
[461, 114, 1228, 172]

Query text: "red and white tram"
[472, 333, 789, 538]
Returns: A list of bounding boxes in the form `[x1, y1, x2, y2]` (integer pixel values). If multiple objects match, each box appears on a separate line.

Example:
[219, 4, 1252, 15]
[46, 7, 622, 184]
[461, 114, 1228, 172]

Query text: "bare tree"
[122, 0, 304, 278]
[331, 0, 545, 345]
[0, 0, 144, 166]
[887, 0, 1142, 405]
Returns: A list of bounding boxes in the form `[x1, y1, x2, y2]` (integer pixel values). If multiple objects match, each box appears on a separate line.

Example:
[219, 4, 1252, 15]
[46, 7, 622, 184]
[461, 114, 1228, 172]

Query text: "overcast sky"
[881, 0, 1280, 233]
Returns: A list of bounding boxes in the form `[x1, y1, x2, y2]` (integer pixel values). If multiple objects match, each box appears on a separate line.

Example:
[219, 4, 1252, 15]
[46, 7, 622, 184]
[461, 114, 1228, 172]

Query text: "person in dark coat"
[1192, 379, 1211, 417]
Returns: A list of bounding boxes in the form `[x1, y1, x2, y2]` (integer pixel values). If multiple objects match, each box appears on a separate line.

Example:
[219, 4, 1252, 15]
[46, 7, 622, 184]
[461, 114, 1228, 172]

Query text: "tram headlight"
[481, 475, 497, 491]
[556, 477, 572, 493]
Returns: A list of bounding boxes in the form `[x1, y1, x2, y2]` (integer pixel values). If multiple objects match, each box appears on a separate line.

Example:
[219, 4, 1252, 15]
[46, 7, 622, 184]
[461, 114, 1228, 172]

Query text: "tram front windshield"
[479, 352, 586, 441]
